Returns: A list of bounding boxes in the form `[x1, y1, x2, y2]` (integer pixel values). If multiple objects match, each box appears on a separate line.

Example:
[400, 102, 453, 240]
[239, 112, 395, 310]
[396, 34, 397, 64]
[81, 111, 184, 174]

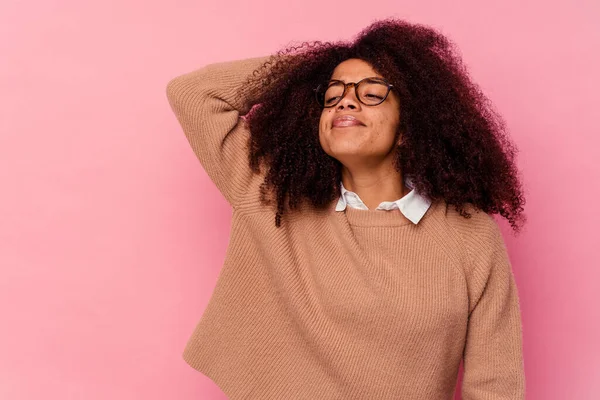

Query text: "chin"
[327, 148, 365, 161]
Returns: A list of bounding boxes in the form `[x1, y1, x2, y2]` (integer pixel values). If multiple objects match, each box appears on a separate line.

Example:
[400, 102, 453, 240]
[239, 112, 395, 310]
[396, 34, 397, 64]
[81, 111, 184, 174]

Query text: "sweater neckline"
[327, 198, 439, 227]
[342, 204, 412, 227]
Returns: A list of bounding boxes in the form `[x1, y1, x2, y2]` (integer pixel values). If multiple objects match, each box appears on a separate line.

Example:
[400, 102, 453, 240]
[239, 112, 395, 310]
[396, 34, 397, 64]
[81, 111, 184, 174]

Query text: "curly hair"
[242, 17, 527, 234]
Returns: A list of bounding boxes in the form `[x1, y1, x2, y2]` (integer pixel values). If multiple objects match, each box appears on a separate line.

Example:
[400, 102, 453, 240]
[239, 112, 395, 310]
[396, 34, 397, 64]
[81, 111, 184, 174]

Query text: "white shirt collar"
[335, 176, 432, 224]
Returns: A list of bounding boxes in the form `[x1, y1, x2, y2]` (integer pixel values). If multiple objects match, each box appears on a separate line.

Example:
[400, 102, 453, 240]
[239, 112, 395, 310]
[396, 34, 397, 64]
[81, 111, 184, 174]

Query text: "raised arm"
[461, 215, 526, 399]
[165, 55, 272, 207]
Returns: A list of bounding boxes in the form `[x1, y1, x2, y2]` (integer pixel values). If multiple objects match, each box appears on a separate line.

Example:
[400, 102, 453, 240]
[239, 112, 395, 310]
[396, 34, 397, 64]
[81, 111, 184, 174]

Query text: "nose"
[337, 84, 360, 109]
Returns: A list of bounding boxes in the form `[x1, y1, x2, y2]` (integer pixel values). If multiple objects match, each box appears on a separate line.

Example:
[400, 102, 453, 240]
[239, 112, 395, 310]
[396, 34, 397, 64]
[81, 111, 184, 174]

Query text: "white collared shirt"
[335, 176, 432, 224]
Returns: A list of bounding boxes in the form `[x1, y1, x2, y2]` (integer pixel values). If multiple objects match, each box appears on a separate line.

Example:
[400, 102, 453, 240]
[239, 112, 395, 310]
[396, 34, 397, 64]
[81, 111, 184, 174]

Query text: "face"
[318, 58, 401, 168]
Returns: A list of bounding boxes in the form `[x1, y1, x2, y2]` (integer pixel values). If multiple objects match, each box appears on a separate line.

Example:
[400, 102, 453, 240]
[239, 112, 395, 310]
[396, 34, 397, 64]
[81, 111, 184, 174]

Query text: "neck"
[341, 159, 410, 209]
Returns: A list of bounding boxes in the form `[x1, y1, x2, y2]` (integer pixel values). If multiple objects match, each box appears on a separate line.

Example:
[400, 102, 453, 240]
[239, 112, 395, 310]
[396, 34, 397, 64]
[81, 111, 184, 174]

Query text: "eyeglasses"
[313, 77, 394, 108]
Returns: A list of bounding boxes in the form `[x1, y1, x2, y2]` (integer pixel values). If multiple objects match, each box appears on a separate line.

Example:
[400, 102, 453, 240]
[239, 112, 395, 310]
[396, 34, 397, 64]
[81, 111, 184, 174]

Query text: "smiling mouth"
[333, 120, 364, 128]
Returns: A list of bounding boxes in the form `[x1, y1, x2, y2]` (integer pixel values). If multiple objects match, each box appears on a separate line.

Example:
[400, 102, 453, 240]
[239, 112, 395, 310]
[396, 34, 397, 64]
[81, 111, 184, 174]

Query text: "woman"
[166, 18, 527, 400]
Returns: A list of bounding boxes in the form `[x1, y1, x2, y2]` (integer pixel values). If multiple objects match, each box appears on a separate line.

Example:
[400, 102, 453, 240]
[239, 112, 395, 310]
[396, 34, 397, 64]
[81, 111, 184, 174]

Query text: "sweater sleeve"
[461, 215, 526, 399]
[165, 55, 272, 207]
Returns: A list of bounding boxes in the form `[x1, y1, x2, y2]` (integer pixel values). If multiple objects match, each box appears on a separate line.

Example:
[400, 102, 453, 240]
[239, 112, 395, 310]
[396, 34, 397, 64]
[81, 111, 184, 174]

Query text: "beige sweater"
[165, 55, 526, 400]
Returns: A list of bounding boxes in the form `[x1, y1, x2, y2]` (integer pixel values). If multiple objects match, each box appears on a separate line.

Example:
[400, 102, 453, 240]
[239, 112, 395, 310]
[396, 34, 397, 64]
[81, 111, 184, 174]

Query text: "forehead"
[329, 58, 384, 81]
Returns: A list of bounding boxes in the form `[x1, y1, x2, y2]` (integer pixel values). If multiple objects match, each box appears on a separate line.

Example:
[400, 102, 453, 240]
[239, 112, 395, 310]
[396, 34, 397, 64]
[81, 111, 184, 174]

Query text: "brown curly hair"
[242, 17, 527, 234]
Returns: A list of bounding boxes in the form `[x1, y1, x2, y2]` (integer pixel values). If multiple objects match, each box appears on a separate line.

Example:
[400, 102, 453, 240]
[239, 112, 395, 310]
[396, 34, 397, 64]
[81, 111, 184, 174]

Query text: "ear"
[396, 131, 404, 146]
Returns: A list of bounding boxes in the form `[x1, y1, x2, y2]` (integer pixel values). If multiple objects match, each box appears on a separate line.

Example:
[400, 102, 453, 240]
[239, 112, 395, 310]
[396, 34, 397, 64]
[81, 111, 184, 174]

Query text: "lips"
[332, 115, 365, 128]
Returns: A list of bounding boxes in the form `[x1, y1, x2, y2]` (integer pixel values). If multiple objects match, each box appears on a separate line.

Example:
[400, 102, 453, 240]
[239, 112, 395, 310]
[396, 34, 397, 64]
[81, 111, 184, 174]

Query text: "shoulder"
[431, 201, 508, 276]
[443, 202, 502, 243]
[444, 202, 512, 294]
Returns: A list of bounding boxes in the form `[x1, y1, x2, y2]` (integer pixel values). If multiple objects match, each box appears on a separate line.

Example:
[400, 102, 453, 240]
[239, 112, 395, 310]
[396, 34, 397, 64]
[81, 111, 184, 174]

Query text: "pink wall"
[1, 1, 598, 399]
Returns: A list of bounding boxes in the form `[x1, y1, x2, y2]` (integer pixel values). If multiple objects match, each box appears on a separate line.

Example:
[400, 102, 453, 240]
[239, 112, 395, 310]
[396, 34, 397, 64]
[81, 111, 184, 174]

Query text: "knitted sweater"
[165, 55, 526, 400]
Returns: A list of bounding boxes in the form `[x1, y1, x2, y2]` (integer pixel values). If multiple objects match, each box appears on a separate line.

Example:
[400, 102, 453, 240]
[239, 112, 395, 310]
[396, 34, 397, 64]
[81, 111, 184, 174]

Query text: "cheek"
[378, 109, 400, 132]
[371, 111, 400, 146]
[319, 109, 333, 133]
[318, 115, 325, 131]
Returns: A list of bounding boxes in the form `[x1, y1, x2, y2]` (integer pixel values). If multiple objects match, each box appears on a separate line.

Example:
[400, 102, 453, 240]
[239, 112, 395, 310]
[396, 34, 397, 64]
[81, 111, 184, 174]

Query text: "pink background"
[1, 0, 599, 399]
